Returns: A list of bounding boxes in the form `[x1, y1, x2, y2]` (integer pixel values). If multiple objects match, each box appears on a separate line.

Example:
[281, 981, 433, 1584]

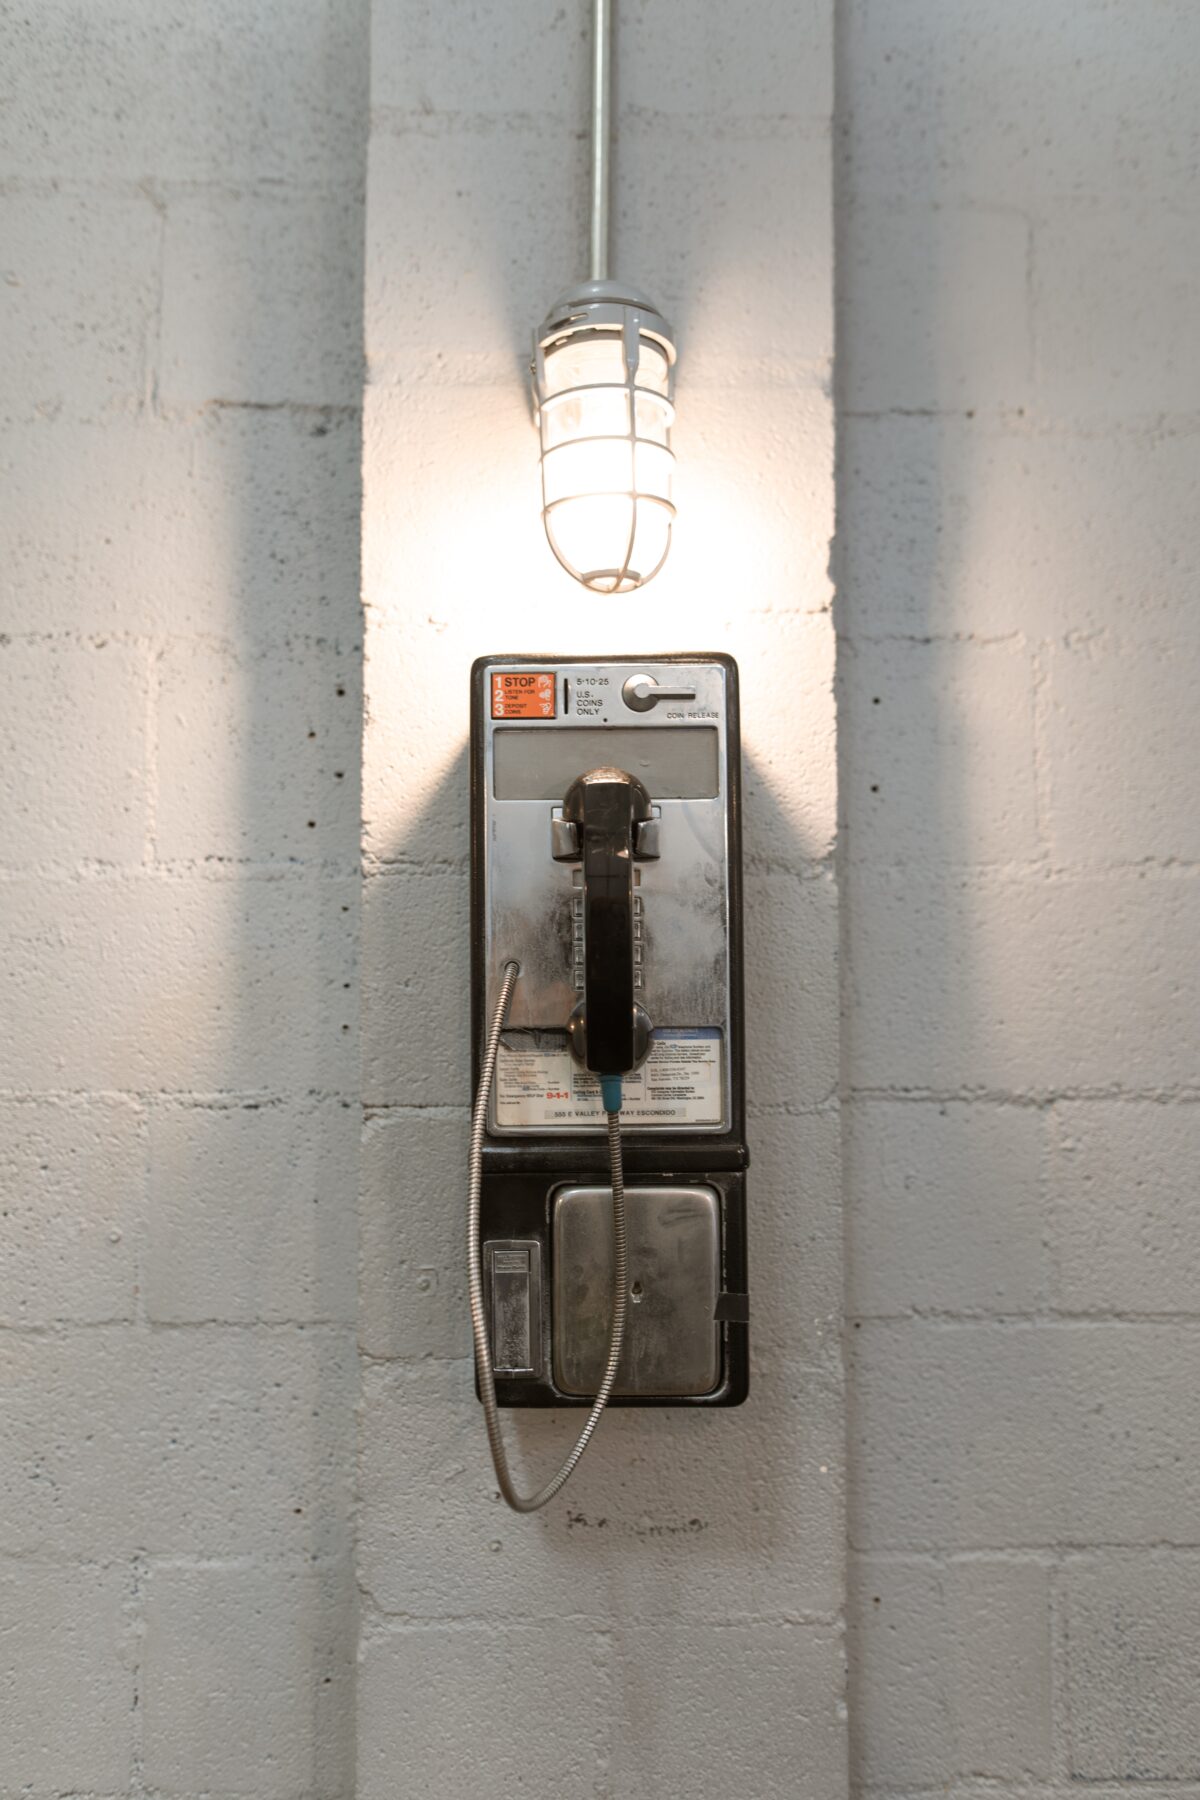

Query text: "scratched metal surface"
[480, 658, 732, 1133]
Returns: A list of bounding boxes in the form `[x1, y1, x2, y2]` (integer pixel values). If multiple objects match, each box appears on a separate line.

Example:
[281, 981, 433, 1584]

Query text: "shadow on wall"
[3, 170, 366, 1800]
[127, 49, 369, 1800]
[835, 139, 1047, 1789]
[835, 7, 1200, 1783]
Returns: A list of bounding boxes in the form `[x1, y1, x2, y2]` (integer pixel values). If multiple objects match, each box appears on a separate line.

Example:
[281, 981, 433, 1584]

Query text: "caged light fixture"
[532, 0, 677, 594]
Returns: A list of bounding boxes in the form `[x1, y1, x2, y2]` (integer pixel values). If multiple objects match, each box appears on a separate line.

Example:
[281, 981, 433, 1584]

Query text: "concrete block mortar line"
[158, 628, 362, 655]
[0, 859, 364, 884]
[748, 1094, 841, 1117]
[1025, 199, 1038, 400]
[851, 1538, 1200, 1563]
[852, 1548, 1059, 1571]
[837, 627, 1032, 648]
[366, 104, 584, 141]
[362, 1102, 469, 1124]
[0, 1087, 358, 1107]
[20, 1789, 358, 1800]
[361, 853, 470, 875]
[0, 1318, 358, 1340]
[144, 640, 161, 868]
[739, 597, 836, 618]
[151, 175, 367, 205]
[360, 854, 469, 876]
[840, 406, 1200, 439]
[152, 1552, 355, 1576]
[840, 855, 1200, 880]
[1048, 1552, 1070, 1785]
[0, 1088, 145, 1110]
[356, 1598, 846, 1642]
[857, 1788, 1200, 1799]
[0, 628, 363, 654]
[1, 1317, 359, 1340]
[0, 1548, 353, 1573]
[857, 1542, 1200, 1567]
[367, 103, 831, 145]
[744, 851, 838, 881]
[847, 1085, 1200, 1108]
[840, 855, 1200, 879]
[0, 630, 161, 649]
[623, 103, 835, 143]
[1029, 639, 1052, 869]
[144, 180, 166, 425]
[0, 172, 364, 202]
[851, 1310, 1200, 1331]
[153, 397, 361, 425]
[1038, 1094, 1061, 1321]
[1058, 1544, 1200, 1564]
[126, 1549, 148, 1799]
[142, 1089, 358, 1112]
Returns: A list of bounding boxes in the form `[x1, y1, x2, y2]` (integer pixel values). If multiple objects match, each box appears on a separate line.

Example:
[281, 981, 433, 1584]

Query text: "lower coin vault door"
[552, 1184, 720, 1397]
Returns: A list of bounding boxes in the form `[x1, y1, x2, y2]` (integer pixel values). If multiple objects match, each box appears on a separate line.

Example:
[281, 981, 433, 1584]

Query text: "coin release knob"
[622, 673, 697, 712]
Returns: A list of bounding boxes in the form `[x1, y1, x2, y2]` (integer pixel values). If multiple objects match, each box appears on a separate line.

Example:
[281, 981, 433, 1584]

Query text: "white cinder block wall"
[5, 0, 1200, 1793]
[839, 0, 1200, 1791]
[0, 4, 366, 1795]
[358, 2, 843, 1795]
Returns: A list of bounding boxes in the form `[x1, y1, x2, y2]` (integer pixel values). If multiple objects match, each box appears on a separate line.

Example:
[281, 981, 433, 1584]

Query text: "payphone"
[468, 653, 748, 1510]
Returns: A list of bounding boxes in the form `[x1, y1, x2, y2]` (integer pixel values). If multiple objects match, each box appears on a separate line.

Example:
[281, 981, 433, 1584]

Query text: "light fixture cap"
[536, 280, 676, 354]
[535, 280, 675, 372]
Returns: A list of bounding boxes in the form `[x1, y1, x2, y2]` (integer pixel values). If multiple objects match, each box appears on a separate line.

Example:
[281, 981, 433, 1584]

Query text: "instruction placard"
[491, 670, 556, 719]
[495, 1028, 723, 1129]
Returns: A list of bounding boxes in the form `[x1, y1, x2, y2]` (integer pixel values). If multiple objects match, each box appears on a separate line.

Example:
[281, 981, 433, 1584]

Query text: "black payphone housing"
[470, 652, 749, 1408]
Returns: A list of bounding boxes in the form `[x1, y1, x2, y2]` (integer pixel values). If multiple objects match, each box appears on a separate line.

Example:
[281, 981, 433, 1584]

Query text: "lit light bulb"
[533, 282, 676, 593]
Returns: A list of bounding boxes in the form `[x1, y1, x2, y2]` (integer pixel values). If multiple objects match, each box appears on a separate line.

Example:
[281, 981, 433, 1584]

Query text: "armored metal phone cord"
[468, 959, 629, 1513]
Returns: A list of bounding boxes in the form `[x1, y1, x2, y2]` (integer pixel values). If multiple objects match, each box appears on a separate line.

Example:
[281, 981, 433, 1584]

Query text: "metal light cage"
[533, 282, 677, 594]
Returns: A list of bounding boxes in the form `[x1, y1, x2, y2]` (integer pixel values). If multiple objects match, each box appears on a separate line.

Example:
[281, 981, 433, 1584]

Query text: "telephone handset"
[557, 767, 654, 1076]
[468, 656, 749, 1513]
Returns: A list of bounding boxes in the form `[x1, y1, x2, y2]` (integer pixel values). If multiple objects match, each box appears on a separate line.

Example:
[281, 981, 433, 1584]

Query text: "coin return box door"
[553, 1185, 721, 1396]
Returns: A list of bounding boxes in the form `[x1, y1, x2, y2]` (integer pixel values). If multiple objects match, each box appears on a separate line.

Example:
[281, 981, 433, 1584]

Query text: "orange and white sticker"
[491, 670, 556, 719]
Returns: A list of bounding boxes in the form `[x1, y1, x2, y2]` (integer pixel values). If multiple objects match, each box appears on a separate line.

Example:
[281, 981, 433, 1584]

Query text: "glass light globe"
[533, 283, 676, 593]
